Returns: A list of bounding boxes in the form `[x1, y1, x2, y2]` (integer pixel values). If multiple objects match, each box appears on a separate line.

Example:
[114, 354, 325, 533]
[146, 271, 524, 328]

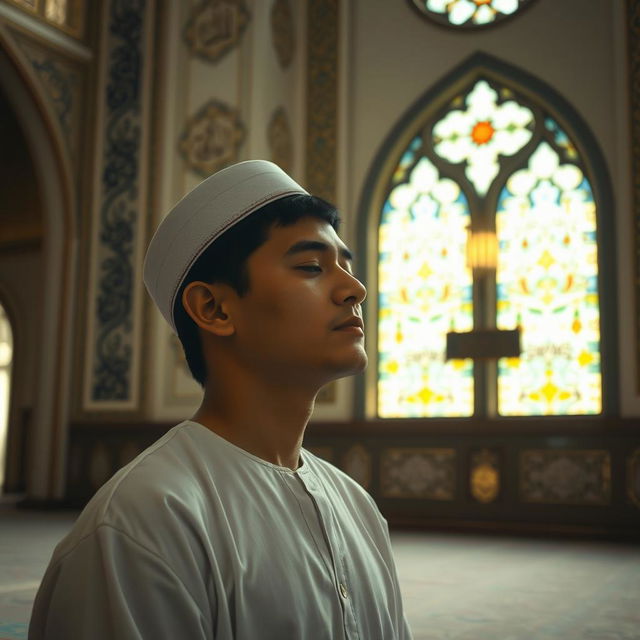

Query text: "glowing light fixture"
[466, 229, 498, 273]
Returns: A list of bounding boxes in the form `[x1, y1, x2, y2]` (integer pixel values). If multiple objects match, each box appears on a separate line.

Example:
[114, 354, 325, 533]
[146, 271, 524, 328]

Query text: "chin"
[327, 348, 368, 379]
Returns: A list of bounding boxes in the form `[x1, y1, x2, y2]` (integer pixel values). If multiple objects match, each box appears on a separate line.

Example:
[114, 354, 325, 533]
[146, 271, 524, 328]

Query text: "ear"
[182, 281, 236, 337]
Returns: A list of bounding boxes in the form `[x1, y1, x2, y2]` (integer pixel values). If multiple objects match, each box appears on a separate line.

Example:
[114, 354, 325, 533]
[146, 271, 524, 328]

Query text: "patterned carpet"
[0, 507, 76, 640]
[393, 530, 640, 640]
[1, 505, 639, 639]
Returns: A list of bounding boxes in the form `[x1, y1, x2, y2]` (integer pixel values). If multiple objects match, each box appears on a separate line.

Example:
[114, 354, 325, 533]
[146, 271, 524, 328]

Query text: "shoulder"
[54, 422, 213, 561]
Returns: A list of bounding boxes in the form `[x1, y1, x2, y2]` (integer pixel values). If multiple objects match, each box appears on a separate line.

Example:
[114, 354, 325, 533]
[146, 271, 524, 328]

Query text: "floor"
[1, 506, 639, 639]
[392, 529, 640, 640]
[0, 507, 76, 640]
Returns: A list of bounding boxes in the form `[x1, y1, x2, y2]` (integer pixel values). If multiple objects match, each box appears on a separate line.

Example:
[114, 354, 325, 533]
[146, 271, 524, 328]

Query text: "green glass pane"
[496, 141, 602, 415]
[378, 157, 474, 417]
[432, 80, 534, 196]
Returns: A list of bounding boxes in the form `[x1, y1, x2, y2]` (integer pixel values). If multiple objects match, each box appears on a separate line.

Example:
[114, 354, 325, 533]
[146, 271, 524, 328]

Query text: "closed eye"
[296, 265, 322, 272]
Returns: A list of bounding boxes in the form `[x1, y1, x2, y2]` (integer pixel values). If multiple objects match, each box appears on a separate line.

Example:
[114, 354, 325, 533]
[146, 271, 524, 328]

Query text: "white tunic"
[29, 421, 412, 639]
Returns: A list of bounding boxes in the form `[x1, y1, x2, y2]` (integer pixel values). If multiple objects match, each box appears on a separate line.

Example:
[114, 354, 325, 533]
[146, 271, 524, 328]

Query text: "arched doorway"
[0, 74, 44, 495]
[0, 41, 78, 501]
[0, 302, 12, 492]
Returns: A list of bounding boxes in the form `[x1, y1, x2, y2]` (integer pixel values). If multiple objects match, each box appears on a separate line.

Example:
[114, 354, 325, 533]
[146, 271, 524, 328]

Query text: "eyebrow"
[284, 239, 354, 262]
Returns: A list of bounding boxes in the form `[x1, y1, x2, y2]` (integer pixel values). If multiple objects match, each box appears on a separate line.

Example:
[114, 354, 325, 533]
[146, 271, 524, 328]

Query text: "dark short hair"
[173, 194, 340, 386]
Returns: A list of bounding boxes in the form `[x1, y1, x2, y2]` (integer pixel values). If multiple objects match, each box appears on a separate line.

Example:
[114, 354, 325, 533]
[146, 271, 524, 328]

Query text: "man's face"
[227, 216, 368, 387]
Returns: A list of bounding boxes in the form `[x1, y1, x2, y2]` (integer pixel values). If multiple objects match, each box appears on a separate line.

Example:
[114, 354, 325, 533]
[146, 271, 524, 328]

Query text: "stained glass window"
[432, 80, 533, 195]
[411, 0, 536, 28]
[378, 155, 474, 417]
[496, 143, 601, 415]
[376, 76, 603, 418]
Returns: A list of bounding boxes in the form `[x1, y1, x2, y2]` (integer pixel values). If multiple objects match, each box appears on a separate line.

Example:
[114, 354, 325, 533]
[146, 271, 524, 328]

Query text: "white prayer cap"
[143, 160, 309, 332]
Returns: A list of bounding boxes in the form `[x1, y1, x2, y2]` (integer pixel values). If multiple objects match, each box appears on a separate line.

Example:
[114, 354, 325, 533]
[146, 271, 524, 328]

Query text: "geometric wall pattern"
[520, 449, 611, 505]
[305, 0, 337, 203]
[381, 448, 456, 499]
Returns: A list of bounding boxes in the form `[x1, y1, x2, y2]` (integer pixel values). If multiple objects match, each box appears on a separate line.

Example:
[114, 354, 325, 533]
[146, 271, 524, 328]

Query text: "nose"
[335, 270, 367, 306]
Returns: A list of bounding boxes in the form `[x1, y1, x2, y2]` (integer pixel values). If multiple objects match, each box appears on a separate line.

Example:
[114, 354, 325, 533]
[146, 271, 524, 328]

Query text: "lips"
[333, 316, 364, 331]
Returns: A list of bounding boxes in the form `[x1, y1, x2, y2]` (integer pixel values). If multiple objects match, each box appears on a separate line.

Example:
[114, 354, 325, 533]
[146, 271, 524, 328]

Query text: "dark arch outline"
[356, 51, 618, 418]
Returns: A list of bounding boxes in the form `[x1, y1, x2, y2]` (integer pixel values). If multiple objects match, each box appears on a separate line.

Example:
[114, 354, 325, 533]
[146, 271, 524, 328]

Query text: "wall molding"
[64, 418, 640, 537]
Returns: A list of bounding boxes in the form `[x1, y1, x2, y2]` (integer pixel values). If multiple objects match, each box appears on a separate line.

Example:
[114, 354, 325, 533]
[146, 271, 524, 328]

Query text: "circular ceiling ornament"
[409, 0, 538, 29]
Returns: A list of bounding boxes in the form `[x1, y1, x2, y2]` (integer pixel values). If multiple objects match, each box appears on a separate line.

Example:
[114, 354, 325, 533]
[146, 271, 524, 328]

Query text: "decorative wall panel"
[183, 0, 250, 63]
[342, 444, 372, 489]
[628, 0, 640, 392]
[67, 422, 640, 535]
[179, 99, 245, 176]
[628, 448, 640, 508]
[381, 448, 456, 499]
[267, 106, 292, 173]
[305, 0, 337, 203]
[470, 448, 500, 503]
[84, 0, 153, 409]
[305, 0, 338, 408]
[520, 449, 611, 505]
[271, 0, 294, 69]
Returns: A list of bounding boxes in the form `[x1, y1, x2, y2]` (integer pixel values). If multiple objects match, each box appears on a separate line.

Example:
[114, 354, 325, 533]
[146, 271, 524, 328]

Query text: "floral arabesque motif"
[179, 99, 245, 177]
[92, 0, 145, 401]
[183, 0, 250, 63]
[432, 79, 534, 196]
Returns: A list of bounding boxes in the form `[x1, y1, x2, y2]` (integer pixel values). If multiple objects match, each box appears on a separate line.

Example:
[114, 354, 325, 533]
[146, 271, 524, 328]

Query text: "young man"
[29, 160, 412, 639]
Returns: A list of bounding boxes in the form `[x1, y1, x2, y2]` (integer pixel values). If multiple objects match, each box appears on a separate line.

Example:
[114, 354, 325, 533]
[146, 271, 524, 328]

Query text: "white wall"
[147, 0, 307, 421]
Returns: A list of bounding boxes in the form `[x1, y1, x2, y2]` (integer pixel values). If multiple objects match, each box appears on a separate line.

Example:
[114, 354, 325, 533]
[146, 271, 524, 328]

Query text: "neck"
[191, 373, 319, 471]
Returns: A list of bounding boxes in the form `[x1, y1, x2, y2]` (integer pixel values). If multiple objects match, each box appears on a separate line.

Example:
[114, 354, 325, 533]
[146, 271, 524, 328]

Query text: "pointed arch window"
[368, 59, 615, 419]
